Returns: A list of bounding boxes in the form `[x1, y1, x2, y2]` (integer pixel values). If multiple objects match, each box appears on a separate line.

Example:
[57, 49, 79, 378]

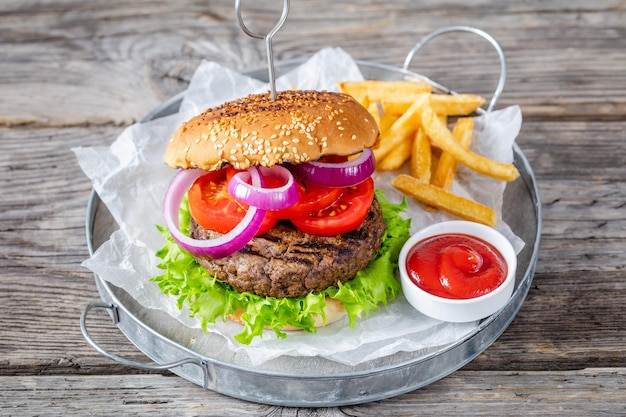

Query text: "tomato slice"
[290, 178, 375, 236]
[187, 170, 277, 236]
[267, 179, 343, 219]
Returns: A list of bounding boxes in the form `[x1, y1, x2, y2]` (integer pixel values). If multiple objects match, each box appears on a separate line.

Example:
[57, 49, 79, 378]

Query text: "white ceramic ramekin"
[399, 220, 517, 322]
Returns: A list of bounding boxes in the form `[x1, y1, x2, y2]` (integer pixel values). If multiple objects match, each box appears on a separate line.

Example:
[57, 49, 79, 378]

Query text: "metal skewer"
[235, 0, 290, 101]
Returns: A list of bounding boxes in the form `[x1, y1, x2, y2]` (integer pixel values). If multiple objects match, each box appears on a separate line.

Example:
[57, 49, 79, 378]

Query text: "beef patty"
[190, 198, 386, 298]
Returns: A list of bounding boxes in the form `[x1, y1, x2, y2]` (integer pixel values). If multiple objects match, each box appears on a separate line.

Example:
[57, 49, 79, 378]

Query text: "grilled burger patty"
[190, 198, 386, 298]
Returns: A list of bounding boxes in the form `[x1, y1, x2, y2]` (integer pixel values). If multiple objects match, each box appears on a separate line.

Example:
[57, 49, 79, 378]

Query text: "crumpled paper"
[73, 47, 524, 367]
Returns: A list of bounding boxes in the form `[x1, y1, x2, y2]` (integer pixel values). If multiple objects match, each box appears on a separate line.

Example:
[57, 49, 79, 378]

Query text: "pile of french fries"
[339, 80, 520, 227]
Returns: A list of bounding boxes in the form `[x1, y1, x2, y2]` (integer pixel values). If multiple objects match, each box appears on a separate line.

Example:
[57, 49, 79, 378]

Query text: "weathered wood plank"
[1, 1, 625, 126]
[1, 369, 624, 416]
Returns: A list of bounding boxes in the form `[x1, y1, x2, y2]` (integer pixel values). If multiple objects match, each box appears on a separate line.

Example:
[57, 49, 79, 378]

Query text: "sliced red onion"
[291, 148, 375, 188]
[227, 165, 298, 210]
[163, 168, 266, 259]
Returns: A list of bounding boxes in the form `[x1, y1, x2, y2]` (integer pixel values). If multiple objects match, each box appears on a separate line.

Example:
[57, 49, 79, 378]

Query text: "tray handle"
[80, 302, 211, 388]
[402, 25, 507, 112]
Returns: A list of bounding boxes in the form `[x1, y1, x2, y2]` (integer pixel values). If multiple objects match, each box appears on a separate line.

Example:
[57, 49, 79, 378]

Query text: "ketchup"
[405, 234, 507, 299]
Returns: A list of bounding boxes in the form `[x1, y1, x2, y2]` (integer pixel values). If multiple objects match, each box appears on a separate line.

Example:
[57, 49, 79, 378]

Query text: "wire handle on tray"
[235, 0, 290, 101]
[80, 302, 212, 389]
[403, 26, 507, 112]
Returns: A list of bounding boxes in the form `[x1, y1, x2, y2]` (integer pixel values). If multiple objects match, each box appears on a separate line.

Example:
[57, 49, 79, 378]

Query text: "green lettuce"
[152, 190, 411, 345]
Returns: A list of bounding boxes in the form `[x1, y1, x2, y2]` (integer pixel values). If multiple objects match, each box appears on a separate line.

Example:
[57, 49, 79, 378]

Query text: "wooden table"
[2, 0, 625, 415]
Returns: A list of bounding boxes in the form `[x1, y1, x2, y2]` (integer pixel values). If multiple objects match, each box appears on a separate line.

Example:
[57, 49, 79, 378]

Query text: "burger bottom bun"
[226, 297, 347, 331]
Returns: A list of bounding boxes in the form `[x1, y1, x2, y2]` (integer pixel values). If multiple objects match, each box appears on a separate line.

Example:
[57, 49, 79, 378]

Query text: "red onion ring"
[291, 148, 375, 188]
[163, 168, 266, 259]
[227, 165, 298, 210]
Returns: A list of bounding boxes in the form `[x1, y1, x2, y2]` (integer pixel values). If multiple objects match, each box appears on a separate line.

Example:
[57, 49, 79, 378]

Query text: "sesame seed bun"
[164, 90, 379, 171]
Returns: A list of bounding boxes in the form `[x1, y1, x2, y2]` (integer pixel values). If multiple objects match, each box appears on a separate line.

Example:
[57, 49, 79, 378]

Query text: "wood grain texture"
[1, 370, 624, 416]
[1, 0, 625, 414]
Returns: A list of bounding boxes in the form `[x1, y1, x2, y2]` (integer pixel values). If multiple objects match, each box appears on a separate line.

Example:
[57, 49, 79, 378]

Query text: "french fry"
[377, 105, 400, 135]
[420, 106, 520, 181]
[431, 94, 485, 116]
[381, 94, 485, 117]
[377, 134, 413, 171]
[431, 117, 473, 190]
[359, 95, 371, 113]
[410, 128, 432, 183]
[338, 80, 432, 104]
[367, 102, 382, 127]
[367, 101, 398, 138]
[338, 79, 516, 227]
[392, 174, 497, 226]
[373, 93, 429, 163]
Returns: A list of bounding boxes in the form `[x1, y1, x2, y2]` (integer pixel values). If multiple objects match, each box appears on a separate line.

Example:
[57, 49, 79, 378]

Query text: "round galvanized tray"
[81, 48, 541, 407]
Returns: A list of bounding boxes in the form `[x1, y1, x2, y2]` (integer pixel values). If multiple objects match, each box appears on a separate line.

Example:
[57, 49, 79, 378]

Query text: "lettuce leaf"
[152, 190, 411, 345]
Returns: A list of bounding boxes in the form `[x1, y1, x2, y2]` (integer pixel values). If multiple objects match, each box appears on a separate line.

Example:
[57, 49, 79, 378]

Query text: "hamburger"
[154, 89, 410, 344]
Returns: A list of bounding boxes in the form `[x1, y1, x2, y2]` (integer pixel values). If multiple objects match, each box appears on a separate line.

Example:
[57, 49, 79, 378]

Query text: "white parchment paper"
[73, 47, 524, 366]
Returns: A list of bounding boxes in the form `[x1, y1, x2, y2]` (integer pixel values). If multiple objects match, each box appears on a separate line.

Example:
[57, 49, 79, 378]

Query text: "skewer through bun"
[165, 90, 379, 171]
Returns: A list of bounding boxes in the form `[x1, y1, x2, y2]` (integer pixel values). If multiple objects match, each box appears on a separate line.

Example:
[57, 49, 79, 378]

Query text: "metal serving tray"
[80, 36, 541, 407]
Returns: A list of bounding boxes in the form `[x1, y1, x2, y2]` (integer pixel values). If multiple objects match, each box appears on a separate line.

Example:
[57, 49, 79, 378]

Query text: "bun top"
[164, 90, 379, 171]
